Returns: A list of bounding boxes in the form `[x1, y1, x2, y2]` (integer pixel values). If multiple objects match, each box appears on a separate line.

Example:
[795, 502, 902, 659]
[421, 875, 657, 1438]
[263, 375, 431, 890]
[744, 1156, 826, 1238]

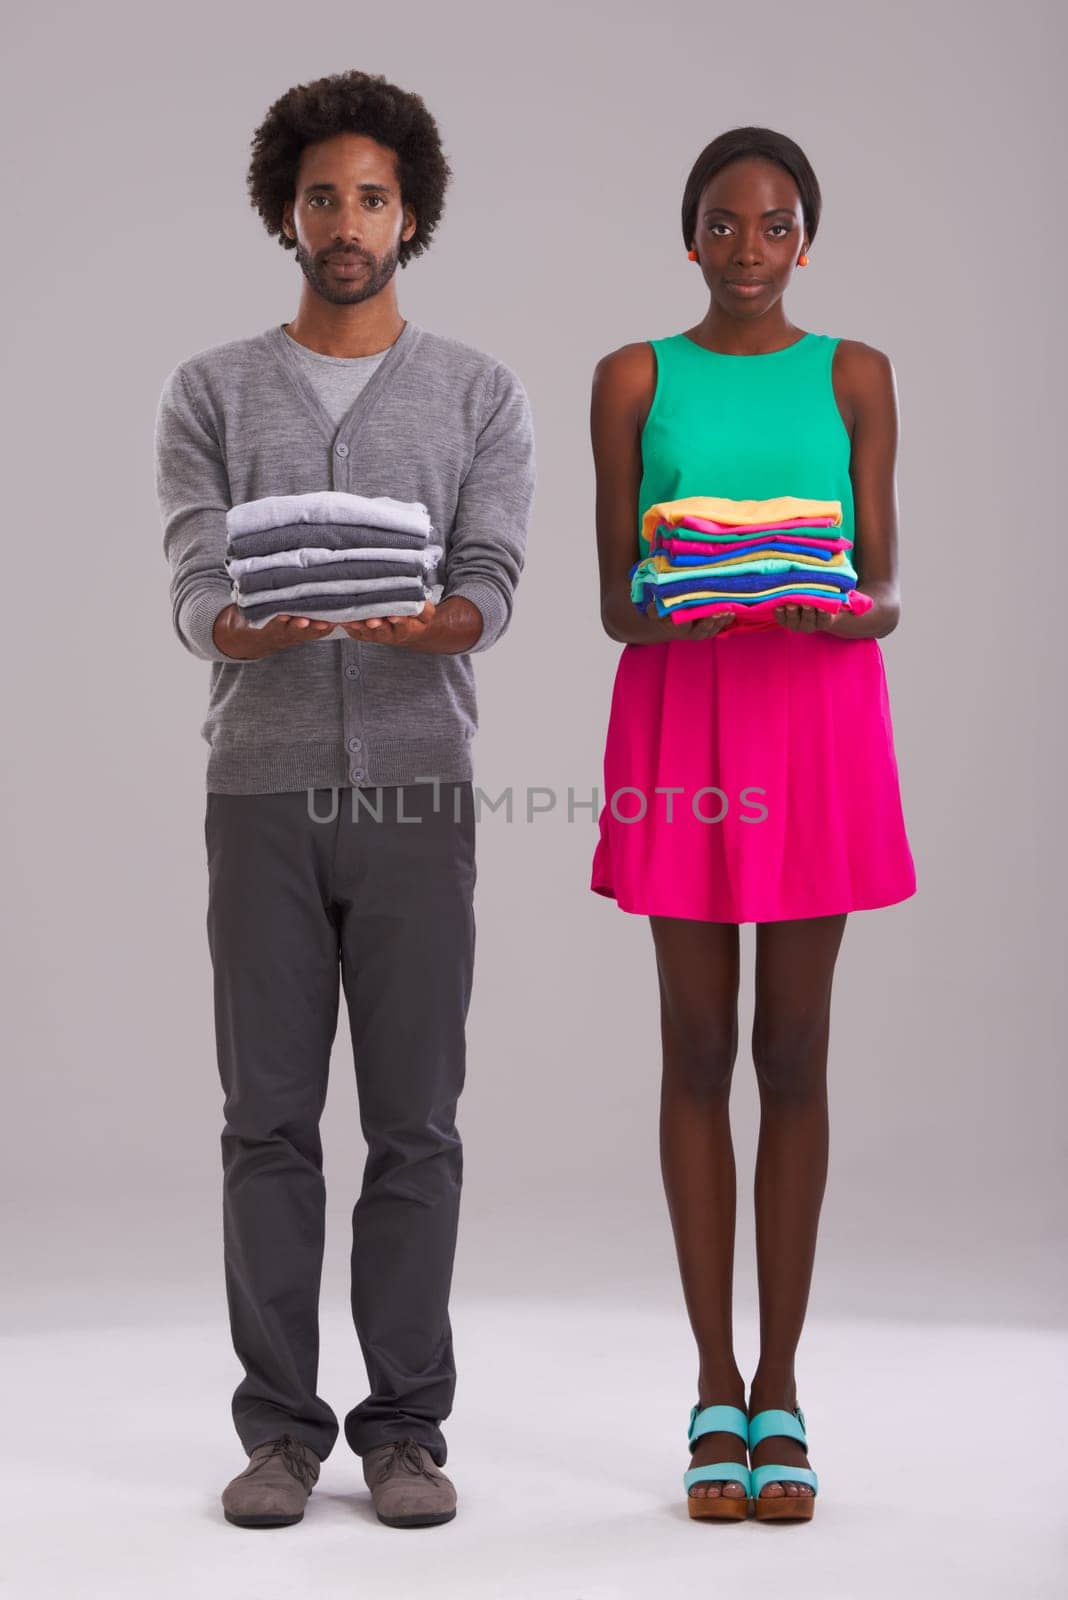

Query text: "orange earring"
[798, 252, 809, 266]
[687, 248, 698, 261]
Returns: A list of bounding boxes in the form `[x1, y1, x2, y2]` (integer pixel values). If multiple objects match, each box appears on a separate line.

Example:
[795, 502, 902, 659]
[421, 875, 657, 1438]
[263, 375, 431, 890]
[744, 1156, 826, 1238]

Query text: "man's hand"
[214, 596, 488, 658]
[212, 603, 339, 659]
[340, 601, 438, 648]
[340, 597, 485, 654]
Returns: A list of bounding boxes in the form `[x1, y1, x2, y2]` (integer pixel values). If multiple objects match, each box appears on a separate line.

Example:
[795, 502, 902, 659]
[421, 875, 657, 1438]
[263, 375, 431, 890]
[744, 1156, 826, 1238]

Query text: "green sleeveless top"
[637, 331, 854, 558]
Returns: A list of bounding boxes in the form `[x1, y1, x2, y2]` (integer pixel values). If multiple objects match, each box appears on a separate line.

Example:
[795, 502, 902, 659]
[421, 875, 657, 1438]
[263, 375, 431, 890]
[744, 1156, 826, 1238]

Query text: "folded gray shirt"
[225, 518, 430, 559]
[234, 557, 433, 596]
[240, 585, 429, 623]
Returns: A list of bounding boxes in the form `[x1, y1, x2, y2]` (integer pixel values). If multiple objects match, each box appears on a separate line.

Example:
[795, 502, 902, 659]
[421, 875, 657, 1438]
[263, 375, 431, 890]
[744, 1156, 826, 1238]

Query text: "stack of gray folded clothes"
[225, 489, 444, 640]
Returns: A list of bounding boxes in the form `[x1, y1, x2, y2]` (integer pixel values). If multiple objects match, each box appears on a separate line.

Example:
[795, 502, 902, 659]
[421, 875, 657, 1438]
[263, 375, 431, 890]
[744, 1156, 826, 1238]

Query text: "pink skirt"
[590, 629, 917, 923]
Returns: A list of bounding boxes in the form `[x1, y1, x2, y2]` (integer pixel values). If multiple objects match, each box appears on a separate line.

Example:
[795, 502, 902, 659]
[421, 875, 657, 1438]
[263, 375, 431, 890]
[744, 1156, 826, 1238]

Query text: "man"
[155, 70, 535, 1531]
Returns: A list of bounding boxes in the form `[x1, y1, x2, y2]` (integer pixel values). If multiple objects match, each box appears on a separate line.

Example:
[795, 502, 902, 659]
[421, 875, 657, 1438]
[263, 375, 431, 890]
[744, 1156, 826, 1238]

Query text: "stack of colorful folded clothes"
[630, 495, 874, 632]
[225, 489, 445, 639]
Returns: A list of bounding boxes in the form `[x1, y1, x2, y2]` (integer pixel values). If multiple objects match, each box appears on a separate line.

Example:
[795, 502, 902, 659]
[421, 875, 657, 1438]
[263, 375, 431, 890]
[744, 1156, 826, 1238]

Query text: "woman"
[589, 126, 916, 1523]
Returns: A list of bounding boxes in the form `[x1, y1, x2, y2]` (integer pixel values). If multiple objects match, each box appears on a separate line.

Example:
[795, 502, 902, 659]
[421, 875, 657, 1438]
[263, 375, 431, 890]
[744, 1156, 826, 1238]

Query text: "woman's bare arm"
[820, 339, 903, 640]
[591, 343, 737, 645]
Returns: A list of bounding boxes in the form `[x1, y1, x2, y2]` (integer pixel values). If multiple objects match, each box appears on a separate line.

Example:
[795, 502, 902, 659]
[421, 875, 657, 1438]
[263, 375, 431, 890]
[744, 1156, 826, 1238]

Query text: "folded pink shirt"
[667, 590, 874, 631]
[676, 513, 841, 536]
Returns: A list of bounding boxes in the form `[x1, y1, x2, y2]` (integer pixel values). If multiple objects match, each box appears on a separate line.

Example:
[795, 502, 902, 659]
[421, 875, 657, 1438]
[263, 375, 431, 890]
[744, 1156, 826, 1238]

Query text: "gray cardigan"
[155, 320, 535, 793]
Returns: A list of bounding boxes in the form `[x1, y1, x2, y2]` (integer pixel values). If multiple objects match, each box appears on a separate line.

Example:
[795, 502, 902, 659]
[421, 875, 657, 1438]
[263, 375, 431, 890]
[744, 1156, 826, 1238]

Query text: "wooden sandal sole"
[753, 1493, 815, 1521]
[687, 1493, 750, 1520]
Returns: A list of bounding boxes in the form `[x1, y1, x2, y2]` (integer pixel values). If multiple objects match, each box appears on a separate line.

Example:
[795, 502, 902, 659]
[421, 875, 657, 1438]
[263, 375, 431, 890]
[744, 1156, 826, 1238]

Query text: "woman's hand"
[773, 595, 892, 639]
[772, 603, 843, 633]
[641, 599, 737, 641]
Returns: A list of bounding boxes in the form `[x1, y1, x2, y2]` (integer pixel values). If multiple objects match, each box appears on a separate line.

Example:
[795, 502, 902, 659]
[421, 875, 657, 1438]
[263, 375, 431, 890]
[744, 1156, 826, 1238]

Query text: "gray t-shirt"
[280, 326, 389, 426]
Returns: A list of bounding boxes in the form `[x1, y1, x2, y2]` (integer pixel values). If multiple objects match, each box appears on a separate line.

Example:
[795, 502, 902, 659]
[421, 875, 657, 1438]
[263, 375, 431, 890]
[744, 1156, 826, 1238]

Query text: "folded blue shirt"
[661, 576, 856, 601]
[638, 568, 857, 604]
[651, 585, 850, 617]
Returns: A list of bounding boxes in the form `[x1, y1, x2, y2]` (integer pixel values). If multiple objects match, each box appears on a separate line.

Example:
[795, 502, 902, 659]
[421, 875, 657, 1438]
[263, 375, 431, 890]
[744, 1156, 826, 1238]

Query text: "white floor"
[6, 1295, 1066, 1600]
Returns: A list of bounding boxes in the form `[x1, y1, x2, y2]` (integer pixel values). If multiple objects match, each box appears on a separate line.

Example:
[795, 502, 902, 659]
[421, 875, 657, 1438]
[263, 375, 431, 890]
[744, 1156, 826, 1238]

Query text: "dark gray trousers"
[204, 781, 476, 1467]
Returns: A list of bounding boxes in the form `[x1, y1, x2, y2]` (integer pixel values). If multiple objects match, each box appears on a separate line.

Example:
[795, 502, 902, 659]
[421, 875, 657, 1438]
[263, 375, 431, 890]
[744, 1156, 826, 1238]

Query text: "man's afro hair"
[247, 69, 451, 267]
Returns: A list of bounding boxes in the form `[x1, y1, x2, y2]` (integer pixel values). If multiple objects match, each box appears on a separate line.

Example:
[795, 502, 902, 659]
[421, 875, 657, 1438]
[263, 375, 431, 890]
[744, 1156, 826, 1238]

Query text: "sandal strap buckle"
[687, 1403, 749, 1448]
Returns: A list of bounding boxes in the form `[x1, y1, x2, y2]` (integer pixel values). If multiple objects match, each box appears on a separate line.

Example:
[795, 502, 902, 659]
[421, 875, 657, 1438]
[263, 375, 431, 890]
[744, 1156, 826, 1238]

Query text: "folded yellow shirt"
[640, 495, 843, 549]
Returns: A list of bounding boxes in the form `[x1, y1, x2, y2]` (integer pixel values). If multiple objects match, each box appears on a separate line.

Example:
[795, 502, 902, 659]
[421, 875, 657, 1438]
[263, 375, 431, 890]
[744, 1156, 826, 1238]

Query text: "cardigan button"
[335, 442, 349, 457]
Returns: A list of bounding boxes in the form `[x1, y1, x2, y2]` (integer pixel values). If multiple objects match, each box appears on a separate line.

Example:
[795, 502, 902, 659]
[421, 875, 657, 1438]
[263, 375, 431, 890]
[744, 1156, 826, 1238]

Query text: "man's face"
[283, 132, 417, 306]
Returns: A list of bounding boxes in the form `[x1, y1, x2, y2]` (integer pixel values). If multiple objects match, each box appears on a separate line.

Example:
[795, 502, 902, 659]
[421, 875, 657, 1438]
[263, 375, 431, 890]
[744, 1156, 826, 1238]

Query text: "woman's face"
[692, 155, 808, 319]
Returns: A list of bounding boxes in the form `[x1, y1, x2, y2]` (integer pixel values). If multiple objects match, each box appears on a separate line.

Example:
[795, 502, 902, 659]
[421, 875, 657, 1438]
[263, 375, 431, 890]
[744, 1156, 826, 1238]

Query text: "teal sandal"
[684, 1404, 752, 1520]
[748, 1406, 818, 1521]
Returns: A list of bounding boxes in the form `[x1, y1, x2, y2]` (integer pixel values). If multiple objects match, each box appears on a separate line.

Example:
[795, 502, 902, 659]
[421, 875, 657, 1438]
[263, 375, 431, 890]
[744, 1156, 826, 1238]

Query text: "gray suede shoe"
[221, 1433, 321, 1528]
[362, 1439, 457, 1528]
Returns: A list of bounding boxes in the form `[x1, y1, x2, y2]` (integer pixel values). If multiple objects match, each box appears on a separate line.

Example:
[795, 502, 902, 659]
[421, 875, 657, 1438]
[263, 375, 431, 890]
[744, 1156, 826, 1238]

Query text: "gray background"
[2, 1, 1065, 1594]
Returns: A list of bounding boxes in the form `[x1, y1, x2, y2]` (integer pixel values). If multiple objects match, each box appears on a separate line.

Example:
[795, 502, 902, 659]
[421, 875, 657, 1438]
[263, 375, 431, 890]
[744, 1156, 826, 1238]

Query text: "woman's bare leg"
[749, 912, 847, 1500]
[651, 914, 747, 1500]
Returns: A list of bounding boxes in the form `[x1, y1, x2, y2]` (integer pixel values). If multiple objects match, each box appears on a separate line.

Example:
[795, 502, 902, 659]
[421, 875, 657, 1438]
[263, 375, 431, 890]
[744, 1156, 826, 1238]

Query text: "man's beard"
[295, 240, 401, 305]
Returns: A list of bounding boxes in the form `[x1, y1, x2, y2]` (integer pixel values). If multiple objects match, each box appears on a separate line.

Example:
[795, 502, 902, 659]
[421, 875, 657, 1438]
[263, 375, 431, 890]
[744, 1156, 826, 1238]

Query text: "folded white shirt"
[225, 490, 433, 539]
[241, 583, 444, 632]
[225, 543, 444, 577]
[244, 598, 430, 631]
